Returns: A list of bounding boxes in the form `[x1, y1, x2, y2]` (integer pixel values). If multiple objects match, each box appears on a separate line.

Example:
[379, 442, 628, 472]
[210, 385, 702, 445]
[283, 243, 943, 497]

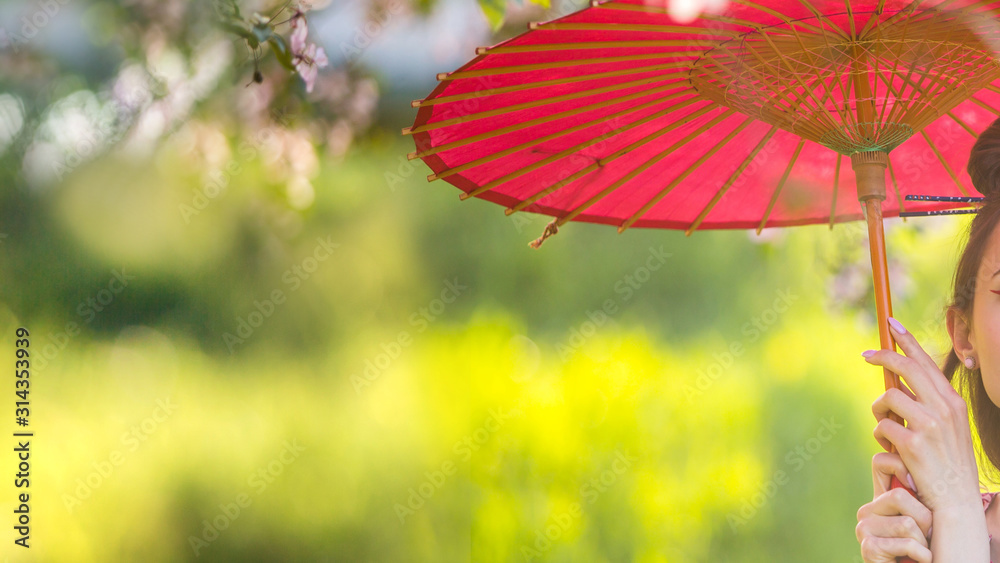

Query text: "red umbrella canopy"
[407, 0, 1000, 243]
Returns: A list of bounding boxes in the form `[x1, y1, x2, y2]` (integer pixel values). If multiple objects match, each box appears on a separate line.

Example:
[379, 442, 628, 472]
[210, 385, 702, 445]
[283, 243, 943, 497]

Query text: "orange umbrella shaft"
[856, 161, 915, 563]
[863, 198, 904, 420]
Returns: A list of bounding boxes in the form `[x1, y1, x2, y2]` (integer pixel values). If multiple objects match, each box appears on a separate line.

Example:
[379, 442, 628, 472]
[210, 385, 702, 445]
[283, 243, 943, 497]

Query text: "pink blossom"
[288, 8, 328, 93]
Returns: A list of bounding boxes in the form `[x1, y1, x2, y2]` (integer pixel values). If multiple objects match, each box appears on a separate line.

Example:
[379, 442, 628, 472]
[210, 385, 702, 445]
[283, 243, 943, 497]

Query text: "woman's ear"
[947, 306, 975, 360]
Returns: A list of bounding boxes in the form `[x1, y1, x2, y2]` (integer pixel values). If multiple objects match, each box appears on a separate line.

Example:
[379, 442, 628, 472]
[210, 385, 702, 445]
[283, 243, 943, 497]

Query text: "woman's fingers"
[871, 452, 915, 497]
[864, 317, 950, 402]
[857, 488, 933, 539]
[873, 417, 910, 453]
[859, 536, 933, 563]
[856, 487, 935, 563]
[872, 388, 927, 427]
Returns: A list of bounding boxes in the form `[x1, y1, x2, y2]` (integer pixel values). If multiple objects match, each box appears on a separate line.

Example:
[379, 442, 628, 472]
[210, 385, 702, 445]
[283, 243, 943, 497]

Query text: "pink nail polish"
[906, 474, 917, 492]
[888, 317, 907, 335]
[862, 349, 876, 358]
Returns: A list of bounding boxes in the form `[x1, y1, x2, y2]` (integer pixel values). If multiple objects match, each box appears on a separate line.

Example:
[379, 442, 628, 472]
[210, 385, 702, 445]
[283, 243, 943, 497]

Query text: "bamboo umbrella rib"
[889, 18, 975, 128]
[592, 1, 798, 39]
[433, 94, 700, 180]
[920, 129, 970, 196]
[969, 95, 1000, 115]
[858, 0, 887, 38]
[463, 101, 721, 200]
[414, 84, 691, 162]
[887, 157, 905, 218]
[877, 0, 924, 30]
[884, 31, 937, 128]
[414, 61, 693, 109]
[405, 72, 687, 136]
[871, 60, 937, 138]
[844, 0, 856, 39]
[427, 52, 702, 85]
[686, 126, 781, 235]
[757, 138, 805, 234]
[502, 105, 731, 212]
[526, 22, 742, 37]
[752, 25, 846, 134]
[779, 12, 848, 128]
[805, 7, 859, 132]
[900, 0, 974, 29]
[697, 48, 829, 140]
[424, 90, 700, 176]
[829, 154, 841, 229]
[872, 48, 986, 137]
[542, 110, 737, 227]
[478, 39, 720, 55]
[733, 0, 849, 39]
[905, 44, 979, 131]
[947, 110, 979, 138]
[907, 56, 986, 134]
[874, 9, 915, 131]
[618, 117, 757, 233]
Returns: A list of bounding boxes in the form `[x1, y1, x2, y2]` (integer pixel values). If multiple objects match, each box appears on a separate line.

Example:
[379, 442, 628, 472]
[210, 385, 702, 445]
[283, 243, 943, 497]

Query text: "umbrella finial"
[529, 220, 559, 249]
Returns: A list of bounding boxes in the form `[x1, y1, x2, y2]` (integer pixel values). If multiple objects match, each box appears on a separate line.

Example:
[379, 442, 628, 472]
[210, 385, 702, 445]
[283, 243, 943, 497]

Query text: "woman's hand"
[865, 317, 981, 513]
[856, 451, 933, 563]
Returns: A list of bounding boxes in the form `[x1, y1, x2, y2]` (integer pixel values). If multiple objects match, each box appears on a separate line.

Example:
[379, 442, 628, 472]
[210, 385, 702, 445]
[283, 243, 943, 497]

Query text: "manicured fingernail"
[862, 349, 877, 358]
[906, 473, 917, 492]
[888, 317, 907, 335]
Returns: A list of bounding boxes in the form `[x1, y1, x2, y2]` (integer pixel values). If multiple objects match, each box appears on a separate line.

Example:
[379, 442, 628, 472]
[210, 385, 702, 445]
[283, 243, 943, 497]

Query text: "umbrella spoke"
[500, 105, 731, 211]
[463, 101, 721, 200]
[425, 52, 702, 85]
[535, 110, 739, 230]
[828, 153, 842, 229]
[887, 156, 906, 217]
[757, 138, 806, 234]
[431, 94, 703, 182]
[413, 84, 691, 163]
[477, 40, 720, 56]
[617, 117, 757, 234]
[686, 125, 781, 235]
[410, 61, 692, 110]
[426, 91, 699, 179]
[919, 129, 971, 196]
[405, 72, 687, 135]
[525, 22, 742, 38]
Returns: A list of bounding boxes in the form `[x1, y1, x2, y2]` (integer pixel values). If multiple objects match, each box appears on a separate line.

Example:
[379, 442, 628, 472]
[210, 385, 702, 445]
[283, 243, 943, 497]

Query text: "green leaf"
[478, 0, 506, 32]
[267, 35, 296, 71]
[217, 19, 257, 46]
[251, 22, 272, 45]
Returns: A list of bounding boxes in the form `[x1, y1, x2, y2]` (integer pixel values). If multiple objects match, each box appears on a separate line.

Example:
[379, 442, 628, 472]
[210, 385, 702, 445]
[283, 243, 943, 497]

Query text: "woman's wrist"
[931, 502, 990, 562]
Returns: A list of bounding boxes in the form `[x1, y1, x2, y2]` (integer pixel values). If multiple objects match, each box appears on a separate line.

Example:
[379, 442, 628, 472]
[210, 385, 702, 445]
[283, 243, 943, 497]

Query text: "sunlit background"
[0, 0, 989, 561]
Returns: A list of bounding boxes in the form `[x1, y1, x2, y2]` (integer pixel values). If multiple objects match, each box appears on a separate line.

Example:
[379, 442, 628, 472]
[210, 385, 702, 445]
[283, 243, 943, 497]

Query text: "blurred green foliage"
[0, 130, 985, 561]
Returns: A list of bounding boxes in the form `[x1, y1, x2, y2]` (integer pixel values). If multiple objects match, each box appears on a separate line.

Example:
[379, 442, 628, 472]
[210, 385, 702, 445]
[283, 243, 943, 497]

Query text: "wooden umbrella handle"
[863, 197, 919, 563]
